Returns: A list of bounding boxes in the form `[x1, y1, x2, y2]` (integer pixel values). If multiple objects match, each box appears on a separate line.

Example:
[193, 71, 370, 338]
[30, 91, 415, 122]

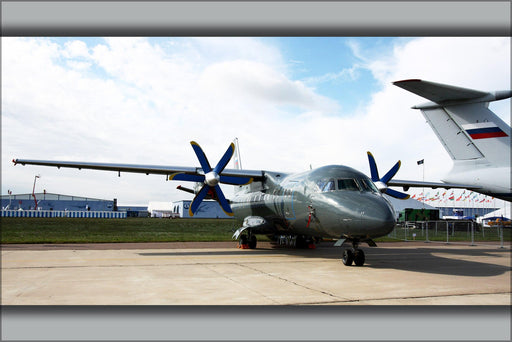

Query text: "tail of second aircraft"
[394, 79, 511, 201]
[394, 79, 511, 167]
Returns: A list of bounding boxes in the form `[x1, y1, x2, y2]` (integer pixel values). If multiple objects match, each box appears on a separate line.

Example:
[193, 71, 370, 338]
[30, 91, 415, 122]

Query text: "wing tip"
[393, 79, 422, 86]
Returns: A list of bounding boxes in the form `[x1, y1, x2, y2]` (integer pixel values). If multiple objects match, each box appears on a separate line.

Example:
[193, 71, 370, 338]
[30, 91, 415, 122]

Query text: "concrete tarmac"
[1, 241, 510, 305]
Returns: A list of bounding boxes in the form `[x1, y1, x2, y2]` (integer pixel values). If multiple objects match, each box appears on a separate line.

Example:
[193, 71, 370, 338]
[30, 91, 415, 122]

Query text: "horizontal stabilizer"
[393, 79, 512, 108]
[176, 185, 196, 195]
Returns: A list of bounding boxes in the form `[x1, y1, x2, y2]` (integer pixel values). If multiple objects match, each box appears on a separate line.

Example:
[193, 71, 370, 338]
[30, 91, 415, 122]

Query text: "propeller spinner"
[367, 152, 410, 200]
[170, 141, 253, 216]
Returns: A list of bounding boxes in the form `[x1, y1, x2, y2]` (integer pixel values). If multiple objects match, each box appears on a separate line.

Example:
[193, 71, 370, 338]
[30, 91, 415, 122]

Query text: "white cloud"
[2, 37, 510, 208]
[63, 40, 91, 59]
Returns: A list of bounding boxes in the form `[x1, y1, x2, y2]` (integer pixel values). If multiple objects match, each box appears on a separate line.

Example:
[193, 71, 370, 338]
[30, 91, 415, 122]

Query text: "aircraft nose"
[359, 196, 396, 236]
[312, 192, 396, 239]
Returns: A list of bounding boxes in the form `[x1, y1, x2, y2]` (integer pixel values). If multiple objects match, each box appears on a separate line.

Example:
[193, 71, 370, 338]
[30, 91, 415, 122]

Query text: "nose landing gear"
[341, 248, 365, 266]
[340, 239, 368, 266]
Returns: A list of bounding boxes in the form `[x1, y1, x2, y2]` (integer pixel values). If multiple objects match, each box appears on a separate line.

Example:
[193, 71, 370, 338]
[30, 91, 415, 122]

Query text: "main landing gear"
[341, 241, 365, 266]
[238, 233, 257, 249]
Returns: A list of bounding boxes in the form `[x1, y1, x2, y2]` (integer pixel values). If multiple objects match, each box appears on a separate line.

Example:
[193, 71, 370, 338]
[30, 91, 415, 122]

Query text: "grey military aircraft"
[14, 79, 510, 266]
[14, 139, 413, 266]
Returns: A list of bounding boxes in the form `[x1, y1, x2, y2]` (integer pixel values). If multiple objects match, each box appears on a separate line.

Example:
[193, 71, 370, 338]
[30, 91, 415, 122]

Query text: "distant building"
[385, 194, 499, 220]
[436, 206, 499, 220]
[1, 192, 114, 211]
[384, 195, 437, 219]
[172, 200, 233, 219]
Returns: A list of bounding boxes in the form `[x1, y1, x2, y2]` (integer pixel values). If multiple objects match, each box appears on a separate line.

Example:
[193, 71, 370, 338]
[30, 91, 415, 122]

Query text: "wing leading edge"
[12, 159, 265, 181]
[388, 178, 482, 192]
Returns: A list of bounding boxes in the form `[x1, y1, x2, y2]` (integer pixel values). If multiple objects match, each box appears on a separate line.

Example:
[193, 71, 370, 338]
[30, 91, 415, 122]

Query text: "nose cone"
[311, 192, 396, 239]
[359, 196, 396, 237]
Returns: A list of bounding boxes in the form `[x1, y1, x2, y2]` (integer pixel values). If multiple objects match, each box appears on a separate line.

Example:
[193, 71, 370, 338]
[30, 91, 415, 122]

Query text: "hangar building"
[1, 192, 115, 211]
[172, 200, 232, 219]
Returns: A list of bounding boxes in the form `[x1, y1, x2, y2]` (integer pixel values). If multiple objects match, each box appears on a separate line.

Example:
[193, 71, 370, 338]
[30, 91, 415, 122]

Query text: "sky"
[2, 37, 511, 210]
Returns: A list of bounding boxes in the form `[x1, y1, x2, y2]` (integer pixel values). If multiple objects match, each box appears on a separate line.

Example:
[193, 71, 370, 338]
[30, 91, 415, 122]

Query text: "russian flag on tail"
[462, 122, 508, 140]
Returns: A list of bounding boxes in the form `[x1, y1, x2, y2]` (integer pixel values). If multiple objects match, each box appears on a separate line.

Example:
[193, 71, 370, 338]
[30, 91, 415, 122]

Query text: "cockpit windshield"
[316, 177, 379, 193]
[356, 178, 379, 193]
[337, 179, 359, 191]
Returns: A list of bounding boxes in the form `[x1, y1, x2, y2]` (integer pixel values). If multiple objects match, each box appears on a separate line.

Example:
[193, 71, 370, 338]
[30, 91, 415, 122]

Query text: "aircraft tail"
[393, 79, 511, 167]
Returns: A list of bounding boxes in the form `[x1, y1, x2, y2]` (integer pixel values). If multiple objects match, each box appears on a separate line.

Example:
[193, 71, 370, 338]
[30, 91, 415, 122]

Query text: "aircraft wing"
[12, 159, 265, 181]
[388, 178, 482, 191]
[14, 141, 267, 217]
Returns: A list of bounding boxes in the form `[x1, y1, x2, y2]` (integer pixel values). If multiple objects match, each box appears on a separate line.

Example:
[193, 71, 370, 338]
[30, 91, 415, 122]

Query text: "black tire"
[342, 249, 354, 266]
[295, 235, 306, 249]
[354, 249, 365, 266]
[248, 235, 257, 249]
[239, 234, 248, 246]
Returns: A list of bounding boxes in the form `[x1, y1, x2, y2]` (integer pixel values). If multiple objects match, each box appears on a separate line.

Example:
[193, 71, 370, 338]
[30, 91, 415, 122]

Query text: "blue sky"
[2, 37, 510, 209]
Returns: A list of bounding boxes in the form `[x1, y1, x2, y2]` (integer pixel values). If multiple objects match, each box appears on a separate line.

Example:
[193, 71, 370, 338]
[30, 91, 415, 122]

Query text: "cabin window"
[337, 179, 359, 191]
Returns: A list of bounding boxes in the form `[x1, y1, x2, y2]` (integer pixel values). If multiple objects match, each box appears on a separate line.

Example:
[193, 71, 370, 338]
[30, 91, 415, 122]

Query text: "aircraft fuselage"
[231, 165, 396, 242]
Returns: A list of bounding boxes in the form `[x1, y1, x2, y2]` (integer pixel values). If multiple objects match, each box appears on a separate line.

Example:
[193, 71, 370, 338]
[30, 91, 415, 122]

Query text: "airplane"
[12, 79, 510, 266]
[12, 141, 397, 266]
[11, 138, 473, 266]
[393, 79, 511, 202]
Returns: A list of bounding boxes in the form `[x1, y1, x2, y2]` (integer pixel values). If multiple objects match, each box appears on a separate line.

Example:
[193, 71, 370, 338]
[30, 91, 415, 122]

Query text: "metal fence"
[389, 220, 509, 248]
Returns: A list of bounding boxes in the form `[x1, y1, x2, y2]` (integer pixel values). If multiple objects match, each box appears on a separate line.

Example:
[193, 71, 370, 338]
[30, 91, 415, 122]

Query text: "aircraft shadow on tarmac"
[138, 244, 511, 277]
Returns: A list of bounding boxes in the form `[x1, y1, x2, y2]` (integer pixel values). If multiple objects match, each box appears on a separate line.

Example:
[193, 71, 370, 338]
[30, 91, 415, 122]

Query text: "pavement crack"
[304, 291, 512, 305]
[203, 263, 281, 304]
[236, 263, 348, 302]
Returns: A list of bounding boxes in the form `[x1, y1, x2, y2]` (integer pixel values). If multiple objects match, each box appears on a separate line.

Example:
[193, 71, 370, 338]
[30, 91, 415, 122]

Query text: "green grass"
[2, 217, 509, 245]
[0, 217, 241, 244]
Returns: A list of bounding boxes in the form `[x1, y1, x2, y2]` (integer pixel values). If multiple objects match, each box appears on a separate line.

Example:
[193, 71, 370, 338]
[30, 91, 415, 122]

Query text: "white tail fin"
[394, 79, 511, 167]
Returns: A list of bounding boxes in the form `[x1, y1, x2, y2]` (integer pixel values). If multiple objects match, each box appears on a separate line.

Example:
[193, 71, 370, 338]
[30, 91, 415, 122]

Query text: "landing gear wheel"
[296, 235, 306, 249]
[353, 249, 365, 266]
[248, 235, 257, 249]
[239, 234, 248, 248]
[342, 249, 354, 266]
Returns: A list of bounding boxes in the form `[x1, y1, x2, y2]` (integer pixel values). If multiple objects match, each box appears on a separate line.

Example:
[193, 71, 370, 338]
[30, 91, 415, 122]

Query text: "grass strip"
[0, 218, 241, 244]
[1, 217, 508, 244]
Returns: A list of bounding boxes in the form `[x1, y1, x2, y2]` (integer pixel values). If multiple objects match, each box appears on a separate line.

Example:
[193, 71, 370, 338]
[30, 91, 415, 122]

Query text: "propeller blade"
[190, 141, 212, 173]
[212, 185, 234, 216]
[189, 184, 210, 216]
[381, 160, 401, 184]
[213, 143, 235, 175]
[385, 188, 410, 200]
[367, 152, 410, 200]
[219, 175, 253, 186]
[367, 152, 380, 182]
[169, 173, 205, 183]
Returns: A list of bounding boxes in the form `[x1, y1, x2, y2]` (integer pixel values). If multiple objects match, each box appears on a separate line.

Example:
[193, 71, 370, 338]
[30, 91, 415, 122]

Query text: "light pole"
[32, 175, 40, 210]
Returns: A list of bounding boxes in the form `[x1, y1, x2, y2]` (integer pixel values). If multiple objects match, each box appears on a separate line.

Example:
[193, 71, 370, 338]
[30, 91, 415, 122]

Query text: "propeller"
[170, 141, 253, 216]
[367, 152, 410, 200]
